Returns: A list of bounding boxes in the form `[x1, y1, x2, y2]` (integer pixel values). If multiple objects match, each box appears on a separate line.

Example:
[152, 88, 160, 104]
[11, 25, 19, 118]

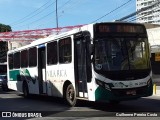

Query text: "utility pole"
[56, 0, 59, 33]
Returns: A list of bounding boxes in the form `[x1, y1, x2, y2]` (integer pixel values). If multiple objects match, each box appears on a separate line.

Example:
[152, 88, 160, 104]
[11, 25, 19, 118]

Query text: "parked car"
[0, 74, 8, 91]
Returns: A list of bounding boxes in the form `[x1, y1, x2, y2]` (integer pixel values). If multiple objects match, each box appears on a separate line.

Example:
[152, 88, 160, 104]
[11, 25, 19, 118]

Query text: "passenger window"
[47, 41, 57, 65]
[21, 50, 28, 68]
[29, 47, 37, 67]
[9, 54, 13, 69]
[13, 52, 20, 68]
[59, 37, 72, 64]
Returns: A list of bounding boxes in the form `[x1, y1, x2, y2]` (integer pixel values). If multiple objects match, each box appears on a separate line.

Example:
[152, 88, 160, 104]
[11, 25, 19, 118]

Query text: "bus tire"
[23, 82, 29, 98]
[64, 84, 77, 107]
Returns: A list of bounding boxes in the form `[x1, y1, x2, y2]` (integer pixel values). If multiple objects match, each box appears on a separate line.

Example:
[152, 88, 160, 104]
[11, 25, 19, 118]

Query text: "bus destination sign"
[95, 24, 145, 33]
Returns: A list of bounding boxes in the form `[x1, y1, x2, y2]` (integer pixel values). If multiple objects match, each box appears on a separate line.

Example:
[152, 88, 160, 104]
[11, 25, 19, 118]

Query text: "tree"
[0, 23, 12, 63]
[0, 23, 12, 32]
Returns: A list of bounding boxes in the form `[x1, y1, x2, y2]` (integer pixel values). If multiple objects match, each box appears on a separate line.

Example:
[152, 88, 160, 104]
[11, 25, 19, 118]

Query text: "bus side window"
[59, 37, 72, 64]
[29, 47, 37, 67]
[21, 50, 28, 68]
[47, 41, 58, 65]
[13, 52, 20, 69]
[9, 54, 13, 69]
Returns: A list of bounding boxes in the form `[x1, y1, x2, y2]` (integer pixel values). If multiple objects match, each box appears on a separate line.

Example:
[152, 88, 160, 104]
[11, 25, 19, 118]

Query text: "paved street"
[0, 87, 160, 120]
[1, 75, 160, 120]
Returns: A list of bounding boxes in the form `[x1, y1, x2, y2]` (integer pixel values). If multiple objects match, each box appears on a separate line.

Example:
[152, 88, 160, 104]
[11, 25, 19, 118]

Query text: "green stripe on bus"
[9, 70, 21, 81]
[9, 69, 36, 84]
[95, 87, 113, 102]
[95, 83, 153, 102]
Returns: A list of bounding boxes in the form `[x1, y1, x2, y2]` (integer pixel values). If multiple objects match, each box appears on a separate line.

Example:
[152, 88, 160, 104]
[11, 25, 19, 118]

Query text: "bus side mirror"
[89, 44, 93, 55]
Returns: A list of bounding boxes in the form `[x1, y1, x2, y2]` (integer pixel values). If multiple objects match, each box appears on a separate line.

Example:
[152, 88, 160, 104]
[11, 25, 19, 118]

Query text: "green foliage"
[0, 23, 11, 63]
[0, 23, 12, 32]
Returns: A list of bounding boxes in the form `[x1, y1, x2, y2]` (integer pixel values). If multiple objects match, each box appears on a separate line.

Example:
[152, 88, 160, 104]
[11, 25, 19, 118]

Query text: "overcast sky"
[0, 0, 135, 31]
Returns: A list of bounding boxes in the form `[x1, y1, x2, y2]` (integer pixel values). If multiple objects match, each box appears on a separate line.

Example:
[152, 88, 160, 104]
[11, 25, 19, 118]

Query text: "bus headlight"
[95, 79, 111, 91]
[104, 84, 111, 91]
[95, 79, 103, 86]
[147, 79, 152, 87]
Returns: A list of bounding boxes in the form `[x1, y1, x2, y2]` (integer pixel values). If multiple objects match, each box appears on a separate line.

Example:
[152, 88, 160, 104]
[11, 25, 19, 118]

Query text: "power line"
[109, 0, 134, 21]
[34, 0, 83, 29]
[10, 0, 53, 25]
[12, 1, 56, 26]
[91, 0, 133, 23]
[19, 0, 72, 27]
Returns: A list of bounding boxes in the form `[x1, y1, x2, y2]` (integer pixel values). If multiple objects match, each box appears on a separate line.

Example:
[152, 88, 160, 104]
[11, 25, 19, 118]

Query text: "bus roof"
[7, 23, 94, 54]
[7, 22, 145, 54]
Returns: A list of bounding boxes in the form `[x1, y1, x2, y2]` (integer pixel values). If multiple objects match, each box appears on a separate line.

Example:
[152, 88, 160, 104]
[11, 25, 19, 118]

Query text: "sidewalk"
[153, 85, 160, 96]
[152, 74, 160, 84]
[152, 73, 160, 96]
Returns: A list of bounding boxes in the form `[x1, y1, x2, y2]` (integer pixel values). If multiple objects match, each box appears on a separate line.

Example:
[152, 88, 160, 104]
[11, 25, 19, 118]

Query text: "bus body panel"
[46, 65, 59, 96]
[8, 81, 22, 91]
[46, 63, 75, 97]
[8, 69, 23, 91]
[86, 75, 96, 101]
[8, 68, 39, 94]
[23, 68, 39, 94]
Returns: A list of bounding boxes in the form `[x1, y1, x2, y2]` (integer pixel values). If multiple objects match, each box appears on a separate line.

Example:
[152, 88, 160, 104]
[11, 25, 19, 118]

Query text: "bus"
[7, 22, 153, 106]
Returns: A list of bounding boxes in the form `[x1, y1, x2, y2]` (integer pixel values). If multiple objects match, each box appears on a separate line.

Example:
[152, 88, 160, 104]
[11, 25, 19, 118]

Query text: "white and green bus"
[7, 22, 153, 106]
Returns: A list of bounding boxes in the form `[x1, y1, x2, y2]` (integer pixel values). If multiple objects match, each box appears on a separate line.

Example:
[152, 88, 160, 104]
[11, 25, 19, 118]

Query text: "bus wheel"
[65, 84, 77, 107]
[23, 83, 29, 98]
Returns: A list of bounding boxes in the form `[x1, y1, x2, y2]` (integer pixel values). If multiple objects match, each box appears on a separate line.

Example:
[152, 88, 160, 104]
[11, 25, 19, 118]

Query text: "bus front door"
[38, 46, 47, 94]
[74, 37, 88, 98]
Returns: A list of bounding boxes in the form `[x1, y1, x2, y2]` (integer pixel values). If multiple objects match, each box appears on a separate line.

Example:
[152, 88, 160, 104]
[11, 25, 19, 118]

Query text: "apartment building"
[136, 0, 160, 24]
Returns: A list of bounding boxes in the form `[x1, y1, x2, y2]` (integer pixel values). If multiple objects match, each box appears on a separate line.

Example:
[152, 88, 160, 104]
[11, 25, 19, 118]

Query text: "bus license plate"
[126, 90, 136, 95]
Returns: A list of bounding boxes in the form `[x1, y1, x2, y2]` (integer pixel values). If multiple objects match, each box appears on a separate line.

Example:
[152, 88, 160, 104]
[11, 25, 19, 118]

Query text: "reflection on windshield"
[94, 37, 149, 71]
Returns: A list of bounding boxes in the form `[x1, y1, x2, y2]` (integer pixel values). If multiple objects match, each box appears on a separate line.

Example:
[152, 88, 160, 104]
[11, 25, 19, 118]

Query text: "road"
[0, 88, 160, 120]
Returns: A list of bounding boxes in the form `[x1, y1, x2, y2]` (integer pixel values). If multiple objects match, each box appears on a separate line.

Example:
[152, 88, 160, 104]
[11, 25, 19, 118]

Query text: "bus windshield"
[94, 37, 149, 72]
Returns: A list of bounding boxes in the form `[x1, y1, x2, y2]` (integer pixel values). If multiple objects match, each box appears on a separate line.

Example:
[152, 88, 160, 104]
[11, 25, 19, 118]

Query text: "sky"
[0, 0, 136, 31]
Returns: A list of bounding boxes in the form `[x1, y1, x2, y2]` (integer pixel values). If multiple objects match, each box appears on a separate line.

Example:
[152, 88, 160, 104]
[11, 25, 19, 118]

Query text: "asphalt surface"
[1, 88, 160, 120]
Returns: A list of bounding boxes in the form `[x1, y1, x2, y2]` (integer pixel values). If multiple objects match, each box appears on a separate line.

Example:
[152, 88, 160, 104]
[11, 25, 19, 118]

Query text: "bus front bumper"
[95, 83, 153, 102]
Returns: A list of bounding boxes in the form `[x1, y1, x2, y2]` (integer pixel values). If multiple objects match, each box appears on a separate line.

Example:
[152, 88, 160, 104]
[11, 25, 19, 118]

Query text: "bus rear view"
[93, 23, 153, 103]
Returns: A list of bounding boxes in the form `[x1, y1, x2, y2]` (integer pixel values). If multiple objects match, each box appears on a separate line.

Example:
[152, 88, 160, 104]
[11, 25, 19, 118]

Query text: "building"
[0, 41, 8, 63]
[8, 41, 31, 50]
[147, 27, 160, 47]
[136, 0, 160, 24]
[147, 26, 160, 79]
